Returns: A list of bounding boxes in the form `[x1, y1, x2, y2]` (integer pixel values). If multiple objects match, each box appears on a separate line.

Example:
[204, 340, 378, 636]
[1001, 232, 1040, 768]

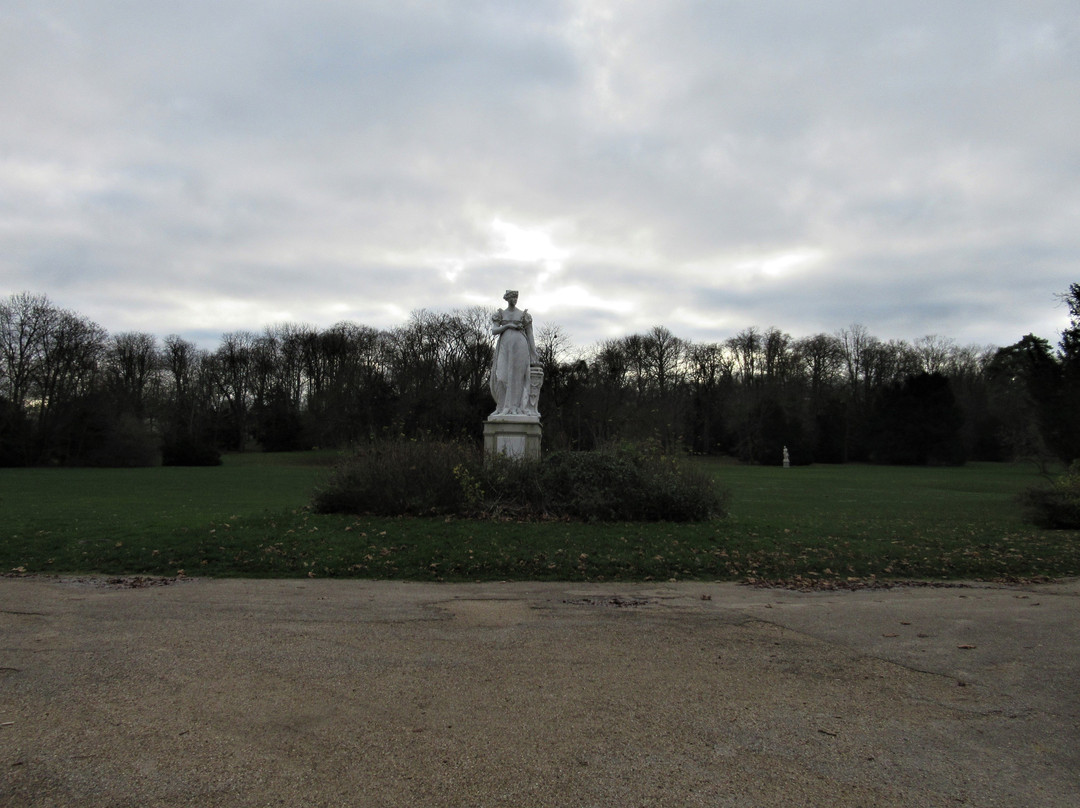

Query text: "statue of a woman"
[489, 290, 538, 416]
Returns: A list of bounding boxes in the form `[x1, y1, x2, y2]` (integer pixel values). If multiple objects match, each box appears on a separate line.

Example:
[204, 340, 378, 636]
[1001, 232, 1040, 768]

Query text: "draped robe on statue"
[489, 307, 537, 416]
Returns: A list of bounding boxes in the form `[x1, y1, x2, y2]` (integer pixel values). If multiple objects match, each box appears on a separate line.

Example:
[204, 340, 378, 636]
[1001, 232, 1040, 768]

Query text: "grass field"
[2, 452, 1077, 582]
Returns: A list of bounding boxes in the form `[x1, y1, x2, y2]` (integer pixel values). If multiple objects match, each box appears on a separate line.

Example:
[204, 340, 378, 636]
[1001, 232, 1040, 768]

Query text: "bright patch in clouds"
[735, 248, 826, 280]
[182, 298, 296, 333]
[529, 285, 633, 316]
[490, 218, 570, 266]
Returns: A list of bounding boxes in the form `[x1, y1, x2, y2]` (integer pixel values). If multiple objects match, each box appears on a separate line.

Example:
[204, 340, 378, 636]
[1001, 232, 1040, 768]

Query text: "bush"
[1018, 462, 1080, 529]
[312, 439, 479, 517]
[493, 446, 726, 521]
[312, 440, 728, 522]
[0, 395, 30, 467]
[162, 437, 222, 467]
[78, 414, 161, 467]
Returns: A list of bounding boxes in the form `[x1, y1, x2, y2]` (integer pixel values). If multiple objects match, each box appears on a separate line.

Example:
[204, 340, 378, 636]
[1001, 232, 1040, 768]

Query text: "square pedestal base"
[484, 420, 542, 460]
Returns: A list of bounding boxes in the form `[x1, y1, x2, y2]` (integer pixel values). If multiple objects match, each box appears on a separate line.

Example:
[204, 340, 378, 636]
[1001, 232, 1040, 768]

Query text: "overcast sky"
[2, 1, 1078, 352]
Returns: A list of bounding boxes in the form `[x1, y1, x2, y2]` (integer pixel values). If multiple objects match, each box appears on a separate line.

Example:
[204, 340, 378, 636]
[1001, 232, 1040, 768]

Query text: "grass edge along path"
[2, 454, 1078, 583]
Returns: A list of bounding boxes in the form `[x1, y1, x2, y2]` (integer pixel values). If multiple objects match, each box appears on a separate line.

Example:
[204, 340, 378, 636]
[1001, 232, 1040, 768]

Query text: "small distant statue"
[783, 445, 790, 468]
[490, 290, 540, 417]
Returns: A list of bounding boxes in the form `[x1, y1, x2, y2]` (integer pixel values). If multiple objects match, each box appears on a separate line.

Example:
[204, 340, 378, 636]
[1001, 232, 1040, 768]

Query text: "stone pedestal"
[484, 417, 542, 460]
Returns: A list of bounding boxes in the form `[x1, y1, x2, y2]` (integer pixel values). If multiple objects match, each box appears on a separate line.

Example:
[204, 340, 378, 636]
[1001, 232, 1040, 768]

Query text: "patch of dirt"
[562, 595, 653, 608]
[0, 573, 188, 589]
[441, 598, 535, 626]
[101, 576, 183, 589]
[743, 575, 1060, 592]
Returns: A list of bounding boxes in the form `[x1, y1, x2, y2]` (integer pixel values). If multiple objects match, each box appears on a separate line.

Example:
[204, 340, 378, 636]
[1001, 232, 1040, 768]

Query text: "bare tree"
[836, 323, 885, 402]
[33, 309, 106, 416]
[210, 331, 256, 450]
[727, 327, 762, 386]
[913, 334, 955, 375]
[761, 327, 793, 387]
[0, 292, 52, 410]
[792, 333, 843, 400]
[643, 325, 685, 396]
[105, 332, 160, 419]
[536, 322, 571, 372]
[443, 307, 494, 399]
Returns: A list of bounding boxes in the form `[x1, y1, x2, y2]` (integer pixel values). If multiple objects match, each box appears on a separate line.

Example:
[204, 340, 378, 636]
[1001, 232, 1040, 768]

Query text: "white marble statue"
[489, 290, 539, 417]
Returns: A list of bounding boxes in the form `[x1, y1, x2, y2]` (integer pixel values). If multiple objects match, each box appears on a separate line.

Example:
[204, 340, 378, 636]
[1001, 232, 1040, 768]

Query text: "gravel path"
[2, 576, 1078, 807]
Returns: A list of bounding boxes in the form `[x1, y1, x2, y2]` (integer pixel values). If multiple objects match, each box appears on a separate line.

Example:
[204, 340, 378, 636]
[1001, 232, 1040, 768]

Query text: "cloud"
[1, 0, 1077, 351]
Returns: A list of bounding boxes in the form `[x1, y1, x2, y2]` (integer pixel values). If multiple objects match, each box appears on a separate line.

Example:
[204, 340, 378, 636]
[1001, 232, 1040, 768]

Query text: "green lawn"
[1, 453, 1077, 582]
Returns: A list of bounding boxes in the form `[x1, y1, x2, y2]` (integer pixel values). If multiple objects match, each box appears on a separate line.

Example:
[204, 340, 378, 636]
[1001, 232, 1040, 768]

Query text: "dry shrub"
[1018, 462, 1080, 529]
[313, 440, 727, 522]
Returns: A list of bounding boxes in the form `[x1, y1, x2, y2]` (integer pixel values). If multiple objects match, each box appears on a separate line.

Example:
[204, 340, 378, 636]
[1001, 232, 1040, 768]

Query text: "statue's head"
[503, 290, 519, 303]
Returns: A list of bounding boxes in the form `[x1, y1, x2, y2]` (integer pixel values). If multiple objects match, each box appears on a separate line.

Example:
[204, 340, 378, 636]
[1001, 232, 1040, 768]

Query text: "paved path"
[2, 576, 1078, 807]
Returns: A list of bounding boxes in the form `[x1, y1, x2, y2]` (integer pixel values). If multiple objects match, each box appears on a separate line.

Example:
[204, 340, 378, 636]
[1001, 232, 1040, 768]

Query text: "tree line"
[2, 287, 1078, 467]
